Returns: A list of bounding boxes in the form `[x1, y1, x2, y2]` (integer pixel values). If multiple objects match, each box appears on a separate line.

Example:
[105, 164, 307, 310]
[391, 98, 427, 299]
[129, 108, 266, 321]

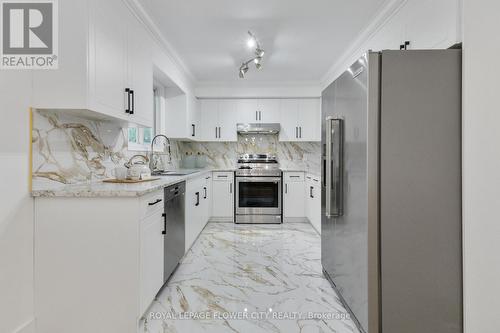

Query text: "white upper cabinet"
[200, 99, 220, 141]
[298, 99, 321, 141]
[199, 98, 320, 142]
[164, 94, 200, 140]
[90, 0, 128, 117]
[126, 12, 153, 127]
[236, 99, 281, 123]
[218, 100, 238, 141]
[258, 99, 281, 123]
[279, 99, 300, 141]
[200, 99, 238, 141]
[279, 98, 321, 142]
[32, 0, 154, 128]
[237, 99, 259, 123]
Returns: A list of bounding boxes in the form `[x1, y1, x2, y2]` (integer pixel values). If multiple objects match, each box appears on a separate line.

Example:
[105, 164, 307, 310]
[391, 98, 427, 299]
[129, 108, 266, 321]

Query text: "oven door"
[236, 176, 282, 215]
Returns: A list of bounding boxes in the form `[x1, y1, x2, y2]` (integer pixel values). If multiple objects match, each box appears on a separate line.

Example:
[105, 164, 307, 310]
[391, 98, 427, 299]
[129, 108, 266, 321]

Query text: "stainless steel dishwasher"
[163, 181, 185, 283]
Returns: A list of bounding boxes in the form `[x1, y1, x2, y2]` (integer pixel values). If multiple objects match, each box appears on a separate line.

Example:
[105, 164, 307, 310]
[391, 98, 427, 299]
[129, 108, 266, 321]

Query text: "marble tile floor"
[140, 222, 359, 333]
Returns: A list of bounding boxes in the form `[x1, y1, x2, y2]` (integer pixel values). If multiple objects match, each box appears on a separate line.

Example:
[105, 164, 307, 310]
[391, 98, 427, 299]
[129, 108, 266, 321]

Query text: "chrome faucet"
[149, 134, 172, 174]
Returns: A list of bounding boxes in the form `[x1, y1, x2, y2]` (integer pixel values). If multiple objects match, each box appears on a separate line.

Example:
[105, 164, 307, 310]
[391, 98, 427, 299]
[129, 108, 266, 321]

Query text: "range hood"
[237, 123, 280, 134]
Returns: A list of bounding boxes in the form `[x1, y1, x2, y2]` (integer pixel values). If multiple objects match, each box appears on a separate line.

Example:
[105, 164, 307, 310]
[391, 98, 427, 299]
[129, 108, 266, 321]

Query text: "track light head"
[247, 31, 257, 48]
[239, 31, 265, 78]
[239, 62, 249, 78]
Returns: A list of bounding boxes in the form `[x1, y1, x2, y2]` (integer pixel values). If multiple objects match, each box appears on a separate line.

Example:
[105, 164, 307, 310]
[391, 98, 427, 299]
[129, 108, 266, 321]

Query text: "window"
[127, 88, 159, 151]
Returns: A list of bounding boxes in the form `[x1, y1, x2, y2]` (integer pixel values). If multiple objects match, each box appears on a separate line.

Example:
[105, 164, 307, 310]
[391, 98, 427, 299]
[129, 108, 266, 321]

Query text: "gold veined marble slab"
[142, 222, 360, 333]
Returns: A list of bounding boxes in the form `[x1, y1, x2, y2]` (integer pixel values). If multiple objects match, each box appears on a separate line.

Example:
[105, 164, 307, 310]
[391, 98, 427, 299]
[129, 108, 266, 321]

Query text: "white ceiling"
[139, 0, 388, 84]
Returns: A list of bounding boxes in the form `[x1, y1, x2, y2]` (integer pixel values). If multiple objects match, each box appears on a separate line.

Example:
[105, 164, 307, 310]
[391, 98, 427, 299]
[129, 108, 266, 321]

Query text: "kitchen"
[1, 1, 499, 333]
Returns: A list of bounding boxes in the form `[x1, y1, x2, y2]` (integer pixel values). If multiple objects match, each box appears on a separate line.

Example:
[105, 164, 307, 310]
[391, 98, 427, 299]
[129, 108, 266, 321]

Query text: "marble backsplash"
[31, 110, 182, 188]
[178, 136, 320, 174]
[32, 109, 321, 188]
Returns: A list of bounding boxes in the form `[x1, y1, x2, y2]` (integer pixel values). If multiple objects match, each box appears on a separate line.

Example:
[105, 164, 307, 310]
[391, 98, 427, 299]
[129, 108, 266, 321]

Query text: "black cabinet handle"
[400, 41, 410, 50]
[295, 127, 298, 138]
[285, 183, 288, 193]
[125, 88, 131, 114]
[229, 183, 232, 194]
[310, 186, 314, 198]
[203, 187, 207, 199]
[129, 89, 135, 114]
[195, 192, 200, 206]
[148, 198, 162, 206]
[162, 213, 166, 235]
[215, 127, 218, 139]
[192, 124, 195, 137]
[299, 127, 302, 138]
[256, 111, 258, 121]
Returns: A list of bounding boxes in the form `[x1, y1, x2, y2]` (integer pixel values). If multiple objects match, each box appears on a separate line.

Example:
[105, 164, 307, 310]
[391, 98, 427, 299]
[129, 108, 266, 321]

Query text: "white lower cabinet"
[185, 175, 210, 252]
[211, 172, 234, 221]
[305, 174, 321, 234]
[203, 174, 213, 220]
[283, 172, 306, 221]
[34, 189, 167, 333]
[283, 172, 321, 233]
[139, 208, 164, 316]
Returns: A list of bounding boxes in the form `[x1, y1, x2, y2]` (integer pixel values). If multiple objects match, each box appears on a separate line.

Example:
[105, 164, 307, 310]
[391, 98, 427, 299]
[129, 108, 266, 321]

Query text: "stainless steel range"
[235, 154, 282, 224]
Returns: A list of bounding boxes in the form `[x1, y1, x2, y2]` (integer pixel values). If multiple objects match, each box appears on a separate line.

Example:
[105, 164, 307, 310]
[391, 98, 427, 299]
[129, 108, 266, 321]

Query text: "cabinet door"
[90, 0, 128, 118]
[140, 210, 164, 315]
[284, 180, 305, 218]
[279, 99, 300, 141]
[298, 99, 320, 141]
[218, 99, 238, 141]
[200, 99, 219, 141]
[203, 175, 212, 224]
[187, 96, 200, 140]
[259, 99, 281, 123]
[311, 182, 321, 234]
[127, 11, 153, 127]
[212, 180, 234, 218]
[237, 99, 260, 123]
[185, 180, 202, 251]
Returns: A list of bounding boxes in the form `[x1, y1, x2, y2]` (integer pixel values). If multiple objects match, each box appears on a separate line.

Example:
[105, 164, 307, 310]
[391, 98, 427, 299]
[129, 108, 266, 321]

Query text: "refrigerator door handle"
[326, 117, 344, 218]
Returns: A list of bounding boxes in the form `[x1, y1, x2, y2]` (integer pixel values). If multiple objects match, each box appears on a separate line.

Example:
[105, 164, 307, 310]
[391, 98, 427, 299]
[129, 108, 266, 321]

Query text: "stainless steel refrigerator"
[321, 50, 462, 333]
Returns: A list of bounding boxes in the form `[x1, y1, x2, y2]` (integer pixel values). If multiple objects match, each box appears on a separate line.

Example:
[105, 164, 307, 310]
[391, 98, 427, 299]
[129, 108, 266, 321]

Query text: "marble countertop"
[32, 169, 217, 198]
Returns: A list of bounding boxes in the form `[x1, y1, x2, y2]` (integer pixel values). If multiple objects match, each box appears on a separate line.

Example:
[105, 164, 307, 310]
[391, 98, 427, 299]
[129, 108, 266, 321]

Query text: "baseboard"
[208, 217, 234, 223]
[12, 318, 35, 333]
[283, 217, 308, 223]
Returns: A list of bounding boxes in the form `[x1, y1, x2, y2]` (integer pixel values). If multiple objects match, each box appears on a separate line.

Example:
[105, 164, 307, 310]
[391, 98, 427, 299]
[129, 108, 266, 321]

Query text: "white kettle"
[124, 155, 151, 180]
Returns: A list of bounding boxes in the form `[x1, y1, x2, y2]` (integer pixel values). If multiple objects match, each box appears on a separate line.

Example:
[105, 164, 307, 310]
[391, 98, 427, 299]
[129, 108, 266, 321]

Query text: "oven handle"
[236, 177, 282, 182]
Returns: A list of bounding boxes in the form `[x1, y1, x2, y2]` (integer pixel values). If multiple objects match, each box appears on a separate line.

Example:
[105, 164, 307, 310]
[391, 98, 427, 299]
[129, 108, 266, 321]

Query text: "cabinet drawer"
[213, 171, 234, 181]
[284, 172, 304, 182]
[139, 190, 164, 220]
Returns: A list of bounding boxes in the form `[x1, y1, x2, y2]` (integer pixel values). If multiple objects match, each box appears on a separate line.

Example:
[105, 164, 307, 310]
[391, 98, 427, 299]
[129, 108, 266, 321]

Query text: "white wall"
[0, 9, 197, 333]
[0, 72, 35, 333]
[195, 82, 322, 98]
[462, 0, 500, 332]
[321, 0, 462, 89]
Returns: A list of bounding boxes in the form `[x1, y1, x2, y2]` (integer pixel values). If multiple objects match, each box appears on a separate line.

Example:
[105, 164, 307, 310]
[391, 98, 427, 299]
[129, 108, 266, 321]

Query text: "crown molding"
[320, 0, 408, 89]
[124, 0, 197, 83]
[196, 80, 321, 87]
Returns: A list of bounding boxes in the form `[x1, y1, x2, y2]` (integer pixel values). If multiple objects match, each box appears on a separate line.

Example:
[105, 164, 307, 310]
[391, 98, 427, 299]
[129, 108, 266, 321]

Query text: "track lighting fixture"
[238, 31, 265, 78]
